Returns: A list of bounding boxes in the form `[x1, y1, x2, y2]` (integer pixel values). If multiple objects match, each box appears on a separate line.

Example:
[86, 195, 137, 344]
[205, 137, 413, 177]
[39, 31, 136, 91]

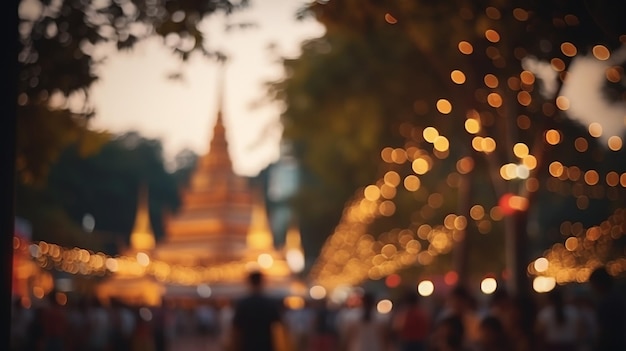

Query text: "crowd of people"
[9, 266, 626, 351]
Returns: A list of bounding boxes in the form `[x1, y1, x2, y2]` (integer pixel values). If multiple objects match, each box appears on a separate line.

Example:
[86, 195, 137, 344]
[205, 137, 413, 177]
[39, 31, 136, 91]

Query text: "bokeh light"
[417, 280, 434, 296]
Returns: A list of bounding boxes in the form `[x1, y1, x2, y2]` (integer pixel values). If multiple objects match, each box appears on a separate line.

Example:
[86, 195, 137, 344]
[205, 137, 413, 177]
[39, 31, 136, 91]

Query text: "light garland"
[25, 240, 261, 286]
[529, 207, 626, 285]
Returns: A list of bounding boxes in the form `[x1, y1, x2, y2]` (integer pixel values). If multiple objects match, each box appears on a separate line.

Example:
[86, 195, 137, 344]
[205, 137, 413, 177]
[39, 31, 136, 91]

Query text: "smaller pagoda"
[96, 186, 164, 306]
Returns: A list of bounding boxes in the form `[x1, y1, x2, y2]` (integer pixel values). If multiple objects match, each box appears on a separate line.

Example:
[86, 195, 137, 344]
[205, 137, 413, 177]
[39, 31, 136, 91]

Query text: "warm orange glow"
[564, 237, 578, 251]
[391, 148, 407, 164]
[508, 195, 529, 211]
[549, 161, 564, 177]
[575, 137, 588, 152]
[513, 143, 529, 158]
[608, 136, 623, 151]
[507, 78, 521, 94]
[584, 170, 599, 185]
[384, 171, 401, 187]
[485, 7, 501, 19]
[513, 8, 529, 21]
[586, 227, 601, 241]
[470, 205, 485, 220]
[423, 127, 439, 142]
[520, 70, 535, 85]
[592, 45, 610, 60]
[456, 157, 474, 174]
[485, 29, 500, 43]
[364, 185, 381, 201]
[517, 91, 532, 106]
[561, 42, 577, 57]
[555, 96, 570, 110]
[550, 58, 566, 71]
[605, 67, 622, 83]
[465, 118, 480, 134]
[534, 257, 549, 272]
[379, 200, 396, 216]
[412, 158, 430, 174]
[588, 123, 603, 138]
[487, 93, 503, 108]
[500, 163, 517, 180]
[380, 184, 397, 199]
[472, 137, 483, 151]
[458, 41, 474, 55]
[568, 166, 581, 181]
[451, 70, 466, 84]
[482, 137, 496, 153]
[436, 99, 452, 114]
[433, 136, 450, 151]
[380, 147, 394, 163]
[484, 74, 499, 88]
[545, 129, 561, 145]
[522, 155, 537, 170]
[606, 171, 619, 186]
[404, 175, 421, 191]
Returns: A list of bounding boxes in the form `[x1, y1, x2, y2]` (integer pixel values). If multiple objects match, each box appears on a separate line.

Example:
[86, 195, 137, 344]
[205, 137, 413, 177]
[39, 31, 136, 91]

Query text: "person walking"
[230, 270, 288, 351]
[393, 289, 431, 351]
[341, 292, 390, 351]
[588, 266, 626, 351]
[534, 287, 581, 351]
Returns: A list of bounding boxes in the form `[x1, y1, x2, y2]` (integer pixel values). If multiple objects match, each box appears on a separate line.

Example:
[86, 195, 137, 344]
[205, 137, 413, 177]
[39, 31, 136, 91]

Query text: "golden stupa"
[96, 185, 164, 306]
[97, 69, 304, 305]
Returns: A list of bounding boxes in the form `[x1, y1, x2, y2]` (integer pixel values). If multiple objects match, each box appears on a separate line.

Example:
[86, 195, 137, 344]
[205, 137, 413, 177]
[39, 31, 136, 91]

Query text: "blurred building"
[96, 90, 305, 306]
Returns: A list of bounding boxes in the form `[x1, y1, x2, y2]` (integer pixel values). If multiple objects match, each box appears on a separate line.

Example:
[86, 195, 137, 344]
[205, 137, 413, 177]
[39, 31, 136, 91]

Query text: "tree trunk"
[504, 210, 531, 296]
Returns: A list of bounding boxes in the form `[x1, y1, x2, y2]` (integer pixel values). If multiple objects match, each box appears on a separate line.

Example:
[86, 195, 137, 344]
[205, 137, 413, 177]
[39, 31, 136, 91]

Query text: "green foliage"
[16, 132, 195, 254]
[16, 0, 246, 183]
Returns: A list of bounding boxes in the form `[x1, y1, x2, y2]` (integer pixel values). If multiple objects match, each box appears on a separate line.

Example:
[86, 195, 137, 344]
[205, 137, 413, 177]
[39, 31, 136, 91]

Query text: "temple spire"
[206, 60, 230, 163]
[129, 184, 156, 251]
[189, 60, 235, 192]
[246, 188, 274, 251]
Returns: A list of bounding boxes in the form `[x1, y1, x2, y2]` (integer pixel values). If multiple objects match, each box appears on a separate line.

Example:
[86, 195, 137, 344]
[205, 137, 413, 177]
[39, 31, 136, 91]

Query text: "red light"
[444, 271, 459, 286]
[385, 274, 401, 288]
[498, 193, 515, 215]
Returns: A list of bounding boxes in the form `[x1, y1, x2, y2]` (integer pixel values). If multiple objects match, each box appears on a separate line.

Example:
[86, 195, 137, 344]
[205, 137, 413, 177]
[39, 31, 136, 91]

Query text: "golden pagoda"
[155, 98, 252, 268]
[153, 107, 297, 297]
[97, 186, 164, 306]
[97, 66, 304, 303]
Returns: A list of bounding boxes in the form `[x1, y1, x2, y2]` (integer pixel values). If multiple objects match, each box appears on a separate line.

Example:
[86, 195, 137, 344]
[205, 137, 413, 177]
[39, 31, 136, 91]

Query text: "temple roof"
[246, 189, 274, 251]
[129, 184, 156, 251]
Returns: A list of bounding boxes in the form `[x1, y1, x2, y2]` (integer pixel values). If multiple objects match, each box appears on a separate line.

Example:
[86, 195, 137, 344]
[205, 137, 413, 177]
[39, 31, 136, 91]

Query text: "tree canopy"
[16, 132, 197, 253]
[271, 0, 626, 291]
[17, 0, 246, 184]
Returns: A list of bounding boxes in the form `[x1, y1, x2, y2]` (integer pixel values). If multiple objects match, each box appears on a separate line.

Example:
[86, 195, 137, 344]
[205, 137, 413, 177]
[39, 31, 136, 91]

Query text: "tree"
[17, 0, 247, 184]
[16, 132, 190, 254]
[271, 0, 626, 293]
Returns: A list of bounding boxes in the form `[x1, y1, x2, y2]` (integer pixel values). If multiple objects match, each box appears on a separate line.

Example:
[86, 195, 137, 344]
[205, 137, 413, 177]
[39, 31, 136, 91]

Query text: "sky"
[87, 0, 325, 176]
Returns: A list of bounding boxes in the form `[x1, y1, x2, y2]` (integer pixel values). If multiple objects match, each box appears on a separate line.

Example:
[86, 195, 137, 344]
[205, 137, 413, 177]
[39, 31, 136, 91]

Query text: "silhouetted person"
[535, 287, 581, 351]
[588, 266, 626, 351]
[476, 316, 509, 351]
[342, 292, 390, 351]
[308, 297, 338, 351]
[393, 289, 431, 351]
[231, 270, 283, 351]
[438, 286, 481, 348]
[429, 315, 468, 351]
